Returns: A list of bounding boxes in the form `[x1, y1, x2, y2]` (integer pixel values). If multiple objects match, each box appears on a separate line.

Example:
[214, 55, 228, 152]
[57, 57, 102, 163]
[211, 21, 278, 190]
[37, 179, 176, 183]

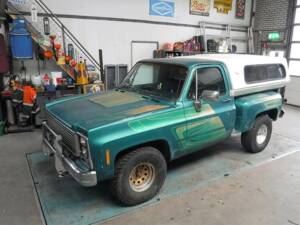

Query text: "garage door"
[287, 1, 300, 106]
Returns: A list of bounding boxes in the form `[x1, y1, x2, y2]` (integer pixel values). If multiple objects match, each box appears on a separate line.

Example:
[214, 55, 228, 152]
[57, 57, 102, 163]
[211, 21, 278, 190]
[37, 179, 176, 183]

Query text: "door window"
[188, 67, 226, 99]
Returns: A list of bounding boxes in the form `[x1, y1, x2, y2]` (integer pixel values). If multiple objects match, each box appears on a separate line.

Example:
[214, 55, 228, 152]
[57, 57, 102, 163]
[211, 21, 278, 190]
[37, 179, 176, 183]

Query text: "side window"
[188, 67, 226, 100]
[244, 64, 286, 83]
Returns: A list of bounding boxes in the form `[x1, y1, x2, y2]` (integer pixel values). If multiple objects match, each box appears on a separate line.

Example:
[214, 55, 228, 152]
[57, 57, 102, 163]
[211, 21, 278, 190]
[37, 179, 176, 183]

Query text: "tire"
[112, 147, 167, 206]
[241, 115, 272, 153]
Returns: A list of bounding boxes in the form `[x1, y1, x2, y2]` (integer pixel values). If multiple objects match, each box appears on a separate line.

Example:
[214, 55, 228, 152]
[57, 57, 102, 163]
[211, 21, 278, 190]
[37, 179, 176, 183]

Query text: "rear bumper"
[42, 122, 97, 187]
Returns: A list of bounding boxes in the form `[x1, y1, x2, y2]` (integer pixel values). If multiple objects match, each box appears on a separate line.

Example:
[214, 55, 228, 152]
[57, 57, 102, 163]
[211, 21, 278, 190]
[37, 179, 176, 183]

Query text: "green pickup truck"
[42, 54, 290, 205]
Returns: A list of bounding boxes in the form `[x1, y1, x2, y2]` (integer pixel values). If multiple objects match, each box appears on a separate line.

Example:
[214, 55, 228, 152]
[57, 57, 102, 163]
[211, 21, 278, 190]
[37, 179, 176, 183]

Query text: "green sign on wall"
[268, 32, 280, 41]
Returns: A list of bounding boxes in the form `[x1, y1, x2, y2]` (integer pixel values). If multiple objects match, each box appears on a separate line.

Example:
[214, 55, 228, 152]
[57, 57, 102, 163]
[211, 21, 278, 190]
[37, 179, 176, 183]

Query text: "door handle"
[222, 98, 232, 103]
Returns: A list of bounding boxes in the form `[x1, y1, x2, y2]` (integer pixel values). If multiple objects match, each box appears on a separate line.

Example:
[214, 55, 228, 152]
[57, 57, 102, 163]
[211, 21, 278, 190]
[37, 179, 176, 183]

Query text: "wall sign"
[149, 0, 175, 17]
[235, 0, 246, 19]
[214, 0, 232, 14]
[190, 0, 211, 16]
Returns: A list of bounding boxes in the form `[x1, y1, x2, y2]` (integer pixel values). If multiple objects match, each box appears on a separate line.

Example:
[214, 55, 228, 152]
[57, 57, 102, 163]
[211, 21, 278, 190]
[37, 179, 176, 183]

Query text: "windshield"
[120, 63, 188, 101]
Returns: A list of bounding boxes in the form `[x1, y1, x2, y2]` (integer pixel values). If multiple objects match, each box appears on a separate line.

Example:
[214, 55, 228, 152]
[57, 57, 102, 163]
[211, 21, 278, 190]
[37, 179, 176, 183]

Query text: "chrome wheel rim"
[256, 124, 268, 145]
[129, 163, 155, 192]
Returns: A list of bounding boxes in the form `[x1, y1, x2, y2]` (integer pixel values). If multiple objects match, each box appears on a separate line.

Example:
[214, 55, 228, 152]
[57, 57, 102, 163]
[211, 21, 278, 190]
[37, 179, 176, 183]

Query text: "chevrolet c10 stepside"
[42, 54, 290, 205]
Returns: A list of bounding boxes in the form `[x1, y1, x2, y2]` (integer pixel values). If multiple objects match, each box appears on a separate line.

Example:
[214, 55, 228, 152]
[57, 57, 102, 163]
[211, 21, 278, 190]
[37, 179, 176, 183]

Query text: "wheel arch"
[114, 139, 172, 165]
[256, 108, 279, 121]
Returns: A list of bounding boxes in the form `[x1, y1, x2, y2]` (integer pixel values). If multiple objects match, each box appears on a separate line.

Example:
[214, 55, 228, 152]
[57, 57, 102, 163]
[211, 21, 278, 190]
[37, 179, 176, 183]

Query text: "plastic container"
[32, 75, 42, 87]
[0, 121, 5, 136]
[9, 19, 33, 59]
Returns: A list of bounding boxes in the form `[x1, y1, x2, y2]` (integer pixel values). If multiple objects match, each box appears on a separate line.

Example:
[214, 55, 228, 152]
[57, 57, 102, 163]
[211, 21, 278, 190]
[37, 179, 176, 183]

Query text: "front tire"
[112, 147, 167, 206]
[241, 115, 272, 153]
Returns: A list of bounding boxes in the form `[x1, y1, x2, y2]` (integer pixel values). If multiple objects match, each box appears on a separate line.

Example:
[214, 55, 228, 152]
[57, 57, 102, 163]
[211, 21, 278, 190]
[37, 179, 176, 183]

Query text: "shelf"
[205, 35, 248, 41]
[8, 12, 76, 81]
[199, 21, 253, 53]
[231, 37, 249, 41]
[31, 35, 76, 80]
[205, 35, 230, 39]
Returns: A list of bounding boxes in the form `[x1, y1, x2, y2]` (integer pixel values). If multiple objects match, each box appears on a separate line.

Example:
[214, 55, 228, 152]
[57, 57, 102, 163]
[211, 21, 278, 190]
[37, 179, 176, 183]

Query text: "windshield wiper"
[141, 95, 160, 103]
[137, 89, 172, 102]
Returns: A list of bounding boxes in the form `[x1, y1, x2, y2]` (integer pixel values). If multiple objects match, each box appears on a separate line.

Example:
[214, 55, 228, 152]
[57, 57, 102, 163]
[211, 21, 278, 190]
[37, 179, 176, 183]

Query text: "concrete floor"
[0, 105, 300, 225]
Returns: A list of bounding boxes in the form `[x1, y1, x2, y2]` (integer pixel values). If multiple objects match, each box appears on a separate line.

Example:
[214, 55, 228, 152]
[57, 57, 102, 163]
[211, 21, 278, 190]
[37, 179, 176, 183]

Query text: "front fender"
[89, 129, 176, 181]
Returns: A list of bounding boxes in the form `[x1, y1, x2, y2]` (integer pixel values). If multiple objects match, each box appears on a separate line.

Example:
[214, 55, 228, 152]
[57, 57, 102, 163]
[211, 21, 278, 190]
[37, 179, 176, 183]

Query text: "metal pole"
[98, 49, 104, 82]
[61, 25, 66, 55]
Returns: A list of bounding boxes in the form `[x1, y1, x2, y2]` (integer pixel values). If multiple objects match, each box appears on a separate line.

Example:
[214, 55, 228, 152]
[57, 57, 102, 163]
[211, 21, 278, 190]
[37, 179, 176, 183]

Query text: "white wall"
[10, 0, 252, 79]
[40, 0, 252, 67]
[44, 0, 252, 26]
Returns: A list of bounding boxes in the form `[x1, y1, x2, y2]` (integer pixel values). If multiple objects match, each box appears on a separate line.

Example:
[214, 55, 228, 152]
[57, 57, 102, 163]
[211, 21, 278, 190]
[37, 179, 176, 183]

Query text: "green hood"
[46, 91, 171, 131]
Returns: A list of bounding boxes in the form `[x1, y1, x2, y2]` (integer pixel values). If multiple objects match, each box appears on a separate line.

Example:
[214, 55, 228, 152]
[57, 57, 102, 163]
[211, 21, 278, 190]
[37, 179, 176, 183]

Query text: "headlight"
[78, 135, 89, 158]
[79, 136, 87, 148]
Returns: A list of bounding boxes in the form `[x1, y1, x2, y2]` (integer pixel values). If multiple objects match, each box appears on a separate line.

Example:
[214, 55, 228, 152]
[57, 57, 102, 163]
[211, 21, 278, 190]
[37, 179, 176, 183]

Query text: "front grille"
[46, 111, 80, 156]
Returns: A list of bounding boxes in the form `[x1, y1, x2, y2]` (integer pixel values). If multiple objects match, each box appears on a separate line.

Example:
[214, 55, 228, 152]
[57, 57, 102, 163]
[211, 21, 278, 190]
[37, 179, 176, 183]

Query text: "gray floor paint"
[0, 105, 300, 225]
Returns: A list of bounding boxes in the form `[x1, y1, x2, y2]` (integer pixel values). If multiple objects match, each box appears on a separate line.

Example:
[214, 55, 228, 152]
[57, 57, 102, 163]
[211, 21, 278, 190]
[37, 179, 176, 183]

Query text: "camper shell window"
[244, 64, 286, 83]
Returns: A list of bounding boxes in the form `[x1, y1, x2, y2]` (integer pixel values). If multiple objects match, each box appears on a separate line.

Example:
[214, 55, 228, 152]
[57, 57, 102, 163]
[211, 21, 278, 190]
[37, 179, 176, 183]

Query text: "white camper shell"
[184, 54, 290, 97]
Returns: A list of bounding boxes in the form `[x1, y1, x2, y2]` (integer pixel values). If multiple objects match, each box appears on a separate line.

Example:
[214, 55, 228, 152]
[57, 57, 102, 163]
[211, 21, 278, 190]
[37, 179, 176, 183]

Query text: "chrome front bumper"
[42, 122, 97, 187]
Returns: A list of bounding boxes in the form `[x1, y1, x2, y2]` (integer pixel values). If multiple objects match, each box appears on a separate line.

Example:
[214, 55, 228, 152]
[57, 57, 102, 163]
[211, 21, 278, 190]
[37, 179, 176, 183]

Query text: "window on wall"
[295, 8, 300, 23]
[289, 3, 300, 76]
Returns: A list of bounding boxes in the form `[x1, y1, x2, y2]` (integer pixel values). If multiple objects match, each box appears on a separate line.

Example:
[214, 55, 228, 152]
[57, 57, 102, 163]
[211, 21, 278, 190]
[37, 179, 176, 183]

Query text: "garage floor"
[1, 105, 300, 225]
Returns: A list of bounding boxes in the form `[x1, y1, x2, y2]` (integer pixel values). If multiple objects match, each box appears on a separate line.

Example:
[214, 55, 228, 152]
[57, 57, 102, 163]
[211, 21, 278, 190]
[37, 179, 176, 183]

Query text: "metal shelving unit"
[199, 21, 254, 53]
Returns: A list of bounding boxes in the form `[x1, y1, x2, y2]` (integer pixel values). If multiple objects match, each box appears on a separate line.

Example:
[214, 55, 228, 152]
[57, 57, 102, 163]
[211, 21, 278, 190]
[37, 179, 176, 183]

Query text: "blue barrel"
[9, 19, 33, 59]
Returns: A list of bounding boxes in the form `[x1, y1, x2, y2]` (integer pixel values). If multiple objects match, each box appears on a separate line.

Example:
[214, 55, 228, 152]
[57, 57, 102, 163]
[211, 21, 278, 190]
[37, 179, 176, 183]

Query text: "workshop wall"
[253, 0, 290, 54]
[41, 0, 253, 67]
[252, 0, 300, 106]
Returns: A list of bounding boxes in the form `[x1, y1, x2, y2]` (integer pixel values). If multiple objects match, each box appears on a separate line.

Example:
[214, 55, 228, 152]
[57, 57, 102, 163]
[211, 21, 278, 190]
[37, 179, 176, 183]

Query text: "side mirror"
[202, 90, 220, 101]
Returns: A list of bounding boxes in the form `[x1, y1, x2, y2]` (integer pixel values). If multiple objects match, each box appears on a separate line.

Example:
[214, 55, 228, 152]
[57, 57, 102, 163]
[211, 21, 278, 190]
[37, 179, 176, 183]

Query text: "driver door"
[181, 65, 235, 154]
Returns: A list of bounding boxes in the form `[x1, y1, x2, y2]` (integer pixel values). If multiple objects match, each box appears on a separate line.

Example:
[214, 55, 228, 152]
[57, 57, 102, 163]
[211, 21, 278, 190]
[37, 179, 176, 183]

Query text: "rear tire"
[241, 115, 272, 153]
[112, 147, 167, 206]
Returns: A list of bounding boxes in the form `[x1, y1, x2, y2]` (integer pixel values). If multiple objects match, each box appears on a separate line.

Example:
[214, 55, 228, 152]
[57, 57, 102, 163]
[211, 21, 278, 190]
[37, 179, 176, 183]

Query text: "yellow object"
[76, 57, 89, 85]
[105, 150, 111, 166]
[126, 105, 168, 115]
[82, 83, 105, 94]
[57, 56, 66, 65]
[214, 0, 232, 14]
[76, 75, 88, 85]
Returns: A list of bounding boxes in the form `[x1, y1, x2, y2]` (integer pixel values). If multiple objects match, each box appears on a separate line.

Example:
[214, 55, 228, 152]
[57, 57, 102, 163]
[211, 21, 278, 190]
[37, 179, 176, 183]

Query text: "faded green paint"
[235, 92, 282, 132]
[89, 91, 141, 107]
[45, 59, 284, 182]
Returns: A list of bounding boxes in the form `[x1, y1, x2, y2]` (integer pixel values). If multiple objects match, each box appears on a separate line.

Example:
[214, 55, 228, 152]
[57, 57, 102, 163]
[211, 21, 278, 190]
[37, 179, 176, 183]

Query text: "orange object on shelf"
[44, 50, 53, 59]
[174, 42, 184, 51]
[162, 43, 174, 51]
[54, 43, 61, 50]
[65, 55, 72, 64]
[70, 60, 77, 68]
